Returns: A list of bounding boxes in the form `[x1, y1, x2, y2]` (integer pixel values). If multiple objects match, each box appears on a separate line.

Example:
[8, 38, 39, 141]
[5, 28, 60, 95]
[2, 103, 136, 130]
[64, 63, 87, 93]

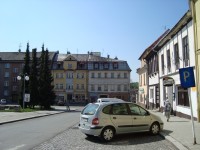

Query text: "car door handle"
[113, 117, 117, 119]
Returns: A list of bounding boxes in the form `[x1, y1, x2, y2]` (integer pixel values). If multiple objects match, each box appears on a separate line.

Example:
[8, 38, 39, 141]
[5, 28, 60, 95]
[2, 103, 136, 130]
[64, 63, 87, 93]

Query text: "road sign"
[179, 67, 195, 88]
[24, 93, 30, 102]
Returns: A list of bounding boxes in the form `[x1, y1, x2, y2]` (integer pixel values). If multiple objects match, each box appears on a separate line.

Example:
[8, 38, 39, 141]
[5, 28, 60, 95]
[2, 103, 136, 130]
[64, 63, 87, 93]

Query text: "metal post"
[188, 88, 197, 144]
[23, 75, 25, 110]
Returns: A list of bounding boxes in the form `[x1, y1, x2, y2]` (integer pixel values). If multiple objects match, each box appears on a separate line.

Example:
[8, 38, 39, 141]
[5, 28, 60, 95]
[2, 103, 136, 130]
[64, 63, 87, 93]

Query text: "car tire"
[150, 122, 160, 135]
[100, 127, 115, 142]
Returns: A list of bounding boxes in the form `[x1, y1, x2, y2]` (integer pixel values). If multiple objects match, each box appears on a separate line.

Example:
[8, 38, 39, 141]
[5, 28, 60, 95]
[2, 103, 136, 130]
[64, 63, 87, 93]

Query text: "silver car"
[79, 101, 164, 141]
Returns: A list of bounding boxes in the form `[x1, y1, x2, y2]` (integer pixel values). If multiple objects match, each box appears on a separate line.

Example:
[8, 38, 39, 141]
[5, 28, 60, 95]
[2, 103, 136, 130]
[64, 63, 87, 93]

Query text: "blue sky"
[0, 0, 189, 82]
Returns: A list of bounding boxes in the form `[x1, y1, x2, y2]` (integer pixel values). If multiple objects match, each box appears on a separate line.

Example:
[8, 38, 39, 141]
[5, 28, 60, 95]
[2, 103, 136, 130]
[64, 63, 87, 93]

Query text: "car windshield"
[81, 103, 99, 115]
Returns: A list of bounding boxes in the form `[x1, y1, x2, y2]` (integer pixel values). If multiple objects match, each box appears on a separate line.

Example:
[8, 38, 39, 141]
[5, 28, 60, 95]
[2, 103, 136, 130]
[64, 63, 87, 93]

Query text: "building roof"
[0, 51, 57, 61]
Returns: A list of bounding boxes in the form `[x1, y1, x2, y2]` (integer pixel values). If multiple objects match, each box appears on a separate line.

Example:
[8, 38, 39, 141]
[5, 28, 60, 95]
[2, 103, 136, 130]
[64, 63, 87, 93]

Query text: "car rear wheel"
[150, 122, 160, 135]
[101, 127, 115, 142]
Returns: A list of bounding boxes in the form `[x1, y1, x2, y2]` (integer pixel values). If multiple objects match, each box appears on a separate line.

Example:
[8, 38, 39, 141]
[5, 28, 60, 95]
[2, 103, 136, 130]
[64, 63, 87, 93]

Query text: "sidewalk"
[151, 110, 200, 150]
[0, 106, 200, 150]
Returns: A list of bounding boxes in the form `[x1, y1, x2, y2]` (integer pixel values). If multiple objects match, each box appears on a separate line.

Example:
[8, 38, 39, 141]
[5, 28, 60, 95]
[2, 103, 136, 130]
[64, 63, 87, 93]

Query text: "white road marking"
[7, 144, 26, 150]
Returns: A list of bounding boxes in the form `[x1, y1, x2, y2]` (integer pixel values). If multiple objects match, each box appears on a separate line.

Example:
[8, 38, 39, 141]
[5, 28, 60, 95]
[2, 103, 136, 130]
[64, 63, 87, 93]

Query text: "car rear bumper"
[79, 125, 103, 136]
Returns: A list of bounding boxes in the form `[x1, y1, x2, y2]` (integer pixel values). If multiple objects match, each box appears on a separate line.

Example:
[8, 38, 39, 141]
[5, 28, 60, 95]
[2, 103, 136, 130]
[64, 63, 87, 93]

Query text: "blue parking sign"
[179, 67, 195, 88]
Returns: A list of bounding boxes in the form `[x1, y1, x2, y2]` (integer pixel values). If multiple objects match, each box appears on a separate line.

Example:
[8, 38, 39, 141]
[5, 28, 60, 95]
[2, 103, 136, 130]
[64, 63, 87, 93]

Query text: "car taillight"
[92, 118, 99, 125]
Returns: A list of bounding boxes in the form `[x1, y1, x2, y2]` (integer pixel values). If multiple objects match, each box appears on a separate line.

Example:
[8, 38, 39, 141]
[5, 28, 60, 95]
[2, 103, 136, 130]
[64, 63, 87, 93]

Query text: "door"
[110, 103, 133, 133]
[128, 103, 151, 132]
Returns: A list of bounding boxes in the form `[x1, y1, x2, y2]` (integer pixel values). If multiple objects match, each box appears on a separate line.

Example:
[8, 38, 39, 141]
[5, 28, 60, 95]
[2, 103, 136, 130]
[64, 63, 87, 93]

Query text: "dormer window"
[104, 63, 109, 69]
[113, 62, 118, 69]
[94, 62, 99, 69]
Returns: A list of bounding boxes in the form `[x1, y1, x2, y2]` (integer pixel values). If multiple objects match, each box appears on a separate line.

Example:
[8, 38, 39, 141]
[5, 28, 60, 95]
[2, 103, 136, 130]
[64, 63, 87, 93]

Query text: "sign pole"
[188, 88, 197, 144]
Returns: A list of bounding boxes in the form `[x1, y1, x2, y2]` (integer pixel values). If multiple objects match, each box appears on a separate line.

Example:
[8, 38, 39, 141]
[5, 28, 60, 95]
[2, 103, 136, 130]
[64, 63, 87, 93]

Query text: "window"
[124, 73, 127, 78]
[13, 77, 17, 82]
[167, 49, 171, 72]
[94, 63, 99, 69]
[60, 84, 63, 89]
[150, 89, 154, 99]
[174, 43, 180, 70]
[104, 63, 109, 69]
[102, 105, 112, 114]
[117, 73, 121, 78]
[111, 73, 114, 78]
[5, 63, 10, 68]
[13, 68, 19, 73]
[77, 84, 80, 90]
[182, 36, 189, 67]
[81, 84, 84, 90]
[91, 73, 95, 78]
[161, 54, 164, 75]
[4, 81, 9, 87]
[104, 73, 107, 78]
[178, 86, 189, 107]
[112, 103, 128, 115]
[57, 63, 61, 69]
[98, 73, 101, 78]
[98, 85, 101, 91]
[128, 103, 148, 116]
[104, 85, 108, 91]
[68, 64, 72, 69]
[113, 62, 118, 69]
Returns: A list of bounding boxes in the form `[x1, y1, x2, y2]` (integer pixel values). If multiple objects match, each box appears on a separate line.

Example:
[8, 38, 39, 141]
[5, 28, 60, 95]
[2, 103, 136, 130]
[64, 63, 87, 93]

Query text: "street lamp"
[17, 74, 29, 109]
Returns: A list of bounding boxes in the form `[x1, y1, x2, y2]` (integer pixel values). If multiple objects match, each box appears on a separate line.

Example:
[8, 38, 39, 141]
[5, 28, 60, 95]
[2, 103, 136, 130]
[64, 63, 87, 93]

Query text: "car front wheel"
[101, 127, 115, 142]
[150, 122, 160, 135]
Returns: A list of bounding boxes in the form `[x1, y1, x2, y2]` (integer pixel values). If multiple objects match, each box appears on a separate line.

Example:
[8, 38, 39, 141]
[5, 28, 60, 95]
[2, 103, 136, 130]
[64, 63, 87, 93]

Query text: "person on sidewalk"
[65, 100, 70, 111]
[164, 99, 171, 122]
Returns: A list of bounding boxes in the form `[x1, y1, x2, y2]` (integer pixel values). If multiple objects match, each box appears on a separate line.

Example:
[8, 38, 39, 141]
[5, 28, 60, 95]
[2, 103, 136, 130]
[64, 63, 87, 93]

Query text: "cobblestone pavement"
[33, 124, 179, 150]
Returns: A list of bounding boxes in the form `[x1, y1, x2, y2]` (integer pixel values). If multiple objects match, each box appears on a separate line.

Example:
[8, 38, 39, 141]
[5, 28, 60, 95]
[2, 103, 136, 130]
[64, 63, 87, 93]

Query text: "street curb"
[159, 132, 189, 150]
[0, 110, 67, 125]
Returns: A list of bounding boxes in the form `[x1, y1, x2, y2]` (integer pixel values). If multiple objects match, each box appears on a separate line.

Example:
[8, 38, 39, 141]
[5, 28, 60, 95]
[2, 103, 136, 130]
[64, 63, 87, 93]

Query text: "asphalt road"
[0, 112, 80, 150]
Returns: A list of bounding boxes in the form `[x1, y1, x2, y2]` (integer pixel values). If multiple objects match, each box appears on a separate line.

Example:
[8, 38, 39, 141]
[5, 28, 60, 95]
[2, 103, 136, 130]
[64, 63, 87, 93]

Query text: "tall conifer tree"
[29, 48, 39, 108]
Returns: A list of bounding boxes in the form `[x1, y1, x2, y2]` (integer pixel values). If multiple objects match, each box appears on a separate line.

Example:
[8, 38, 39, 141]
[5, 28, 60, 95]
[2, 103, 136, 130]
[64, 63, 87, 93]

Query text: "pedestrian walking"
[164, 99, 171, 122]
[66, 100, 70, 111]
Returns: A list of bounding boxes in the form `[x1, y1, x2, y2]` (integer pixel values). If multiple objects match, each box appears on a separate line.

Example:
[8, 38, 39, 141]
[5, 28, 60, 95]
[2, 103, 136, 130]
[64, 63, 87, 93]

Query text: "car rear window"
[81, 103, 99, 115]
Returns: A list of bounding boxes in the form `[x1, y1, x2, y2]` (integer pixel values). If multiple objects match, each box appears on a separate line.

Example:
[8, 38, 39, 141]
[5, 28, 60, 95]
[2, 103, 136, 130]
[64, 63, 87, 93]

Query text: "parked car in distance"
[96, 98, 125, 103]
[0, 99, 7, 105]
[79, 101, 164, 142]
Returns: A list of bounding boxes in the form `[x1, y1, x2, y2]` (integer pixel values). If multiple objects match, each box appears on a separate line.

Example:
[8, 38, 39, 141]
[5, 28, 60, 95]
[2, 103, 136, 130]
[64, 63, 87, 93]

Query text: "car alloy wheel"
[101, 127, 114, 141]
[150, 122, 160, 135]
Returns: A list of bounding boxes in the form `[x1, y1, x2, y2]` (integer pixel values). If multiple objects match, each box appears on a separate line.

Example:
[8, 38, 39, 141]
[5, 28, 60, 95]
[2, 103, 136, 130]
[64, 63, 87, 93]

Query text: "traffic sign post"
[179, 67, 196, 145]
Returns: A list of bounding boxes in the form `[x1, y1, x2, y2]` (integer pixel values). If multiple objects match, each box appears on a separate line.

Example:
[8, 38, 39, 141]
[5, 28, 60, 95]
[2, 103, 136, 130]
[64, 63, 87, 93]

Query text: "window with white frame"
[182, 36, 189, 67]
[174, 43, 180, 70]
[161, 54, 164, 75]
[124, 85, 128, 91]
[150, 89, 154, 99]
[98, 72, 101, 78]
[167, 49, 171, 72]
[81, 84, 84, 90]
[91, 73, 95, 78]
[124, 73, 127, 78]
[117, 73, 121, 78]
[104, 73, 107, 78]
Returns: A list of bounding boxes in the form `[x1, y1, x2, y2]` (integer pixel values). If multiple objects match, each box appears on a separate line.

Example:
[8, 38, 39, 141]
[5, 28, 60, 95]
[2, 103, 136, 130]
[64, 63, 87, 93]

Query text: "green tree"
[38, 45, 55, 109]
[29, 48, 39, 108]
[130, 82, 139, 89]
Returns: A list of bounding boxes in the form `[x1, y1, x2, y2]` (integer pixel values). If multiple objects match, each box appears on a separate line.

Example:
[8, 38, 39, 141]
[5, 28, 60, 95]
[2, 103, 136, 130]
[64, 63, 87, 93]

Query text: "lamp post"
[17, 74, 29, 109]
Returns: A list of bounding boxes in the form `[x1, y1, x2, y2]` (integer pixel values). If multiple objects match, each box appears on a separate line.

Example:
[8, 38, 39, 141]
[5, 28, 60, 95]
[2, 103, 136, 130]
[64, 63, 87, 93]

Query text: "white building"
[157, 11, 198, 120]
